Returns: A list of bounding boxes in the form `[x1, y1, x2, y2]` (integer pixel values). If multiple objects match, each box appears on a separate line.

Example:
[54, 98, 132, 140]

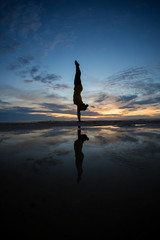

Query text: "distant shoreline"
[0, 119, 160, 131]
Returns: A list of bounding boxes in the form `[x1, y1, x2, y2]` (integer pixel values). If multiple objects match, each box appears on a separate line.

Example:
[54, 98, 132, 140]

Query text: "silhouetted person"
[73, 60, 88, 122]
[74, 126, 89, 182]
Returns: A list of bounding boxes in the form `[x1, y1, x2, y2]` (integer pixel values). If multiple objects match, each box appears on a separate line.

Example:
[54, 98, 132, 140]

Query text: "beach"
[0, 119, 160, 131]
[1, 121, 160, 238]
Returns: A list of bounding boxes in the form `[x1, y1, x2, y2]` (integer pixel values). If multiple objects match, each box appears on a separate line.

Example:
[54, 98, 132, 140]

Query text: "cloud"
[24, 73, 62, 84]
[6, 57, 62, 86]
[106, 66, 160, 96]
[46, 93, 59, 98]
[6, 55, 34, 70]
[0, 85, 45, 101]
[0, 85, 67, 106]
[42, 103, 65, 110]
[41, 103, 75, 114]
[52, 150, 72, 156]
[40, 103, 102, 117]
[107, 67, 150, 83]
[95, 93, 108, 103]
[0, 106, 53, 122]
[134, 81, 160, 95]
[119, 105, 138, 110]
[119, 96, 160, 109]
[30, 66, 40, 77]
[52, 84, 71, 90]
[82, 110, 102, 116]
[0, 99, 10, 105]
[117, 95, 138, 102]
[131, 96, 160, 106]
[18, 56, 34, 65]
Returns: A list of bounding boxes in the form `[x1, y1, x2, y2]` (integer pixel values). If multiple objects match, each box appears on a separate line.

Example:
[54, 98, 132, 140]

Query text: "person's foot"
[75, 60, 79, 66]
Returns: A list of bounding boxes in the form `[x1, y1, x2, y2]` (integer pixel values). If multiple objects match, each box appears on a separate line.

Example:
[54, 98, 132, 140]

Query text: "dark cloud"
[119, 105, 138, 110]
[119, 96, 160, 109]
[0, 85, 45, 101]
[40, 103, 101, 116]
[46, 93, 58, 98]
[6, 55, 34, 70]
[117, 95, 137, 102]
[52, 84, 71, 90]
[95, 93, 108, 103]
[41, 103, 102, 116]
[82, 110, 101, 116]
[0, 106, 54, 122]
[107, 67, 150, 83]
[41, 103, 75, 114]
[7, 57, 62, 85]
[132, 96, 160, 106]
[106, 66, 160, 96]
[1, 106, 46, 114]
[18, 56, 34, 65]
[24, 73, 61, 84]
[133, 81, 160, 95]
[8, 62, 62, 85]
[42, 103, 65, 110]
[45, 93, 68, 100]
[0, 99, 10, 105]
[30, 66, 40, 77]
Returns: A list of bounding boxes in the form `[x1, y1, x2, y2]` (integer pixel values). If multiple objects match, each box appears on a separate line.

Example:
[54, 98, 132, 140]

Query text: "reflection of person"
[73, 60, 88, 122]
[74, 127, 89, 182]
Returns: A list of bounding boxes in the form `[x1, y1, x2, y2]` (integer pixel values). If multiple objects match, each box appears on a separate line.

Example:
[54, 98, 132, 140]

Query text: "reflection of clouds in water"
[41, 128, 75, 138]
[0, 128, 72, 161]
[133, 131, 160, 140]
[26, 155, 63, 173]
[1, 126, 160, 171]
[51, 149, 72, 155]
[86, 126, 160, 168]
[25, 148, 73, 173]
[0, 136, 10, 143]
[26, 149, 72, 164]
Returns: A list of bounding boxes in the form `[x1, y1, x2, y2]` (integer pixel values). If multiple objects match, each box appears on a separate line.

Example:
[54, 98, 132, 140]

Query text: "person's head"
[80, 103, 88, 111]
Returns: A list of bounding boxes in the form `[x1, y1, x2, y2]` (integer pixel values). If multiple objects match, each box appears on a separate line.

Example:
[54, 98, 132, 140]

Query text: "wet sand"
[0, 119, 160, 131]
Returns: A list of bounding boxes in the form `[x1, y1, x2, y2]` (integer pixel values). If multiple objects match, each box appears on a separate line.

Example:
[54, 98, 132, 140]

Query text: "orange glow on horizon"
[28, 105, 160, 120]
[29, 112, 102, 119]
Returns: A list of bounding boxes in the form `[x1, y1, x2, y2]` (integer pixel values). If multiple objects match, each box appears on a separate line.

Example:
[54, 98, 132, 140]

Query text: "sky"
[0, 0, 160, 121]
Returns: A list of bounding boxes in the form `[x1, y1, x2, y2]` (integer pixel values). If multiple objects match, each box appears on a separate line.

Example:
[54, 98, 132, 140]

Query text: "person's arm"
[77, 106, 81, 122]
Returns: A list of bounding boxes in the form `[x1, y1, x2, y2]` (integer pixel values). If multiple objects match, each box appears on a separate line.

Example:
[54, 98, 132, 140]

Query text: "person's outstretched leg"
[74, 60, 82, 86]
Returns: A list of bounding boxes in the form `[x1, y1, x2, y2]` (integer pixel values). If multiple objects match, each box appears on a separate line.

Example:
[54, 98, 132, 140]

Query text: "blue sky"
[0, 0, 160, 121]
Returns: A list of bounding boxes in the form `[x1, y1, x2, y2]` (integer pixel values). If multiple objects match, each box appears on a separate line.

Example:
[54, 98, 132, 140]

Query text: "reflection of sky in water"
[1, 126, 160, 177]
[1, 126, 160, 238]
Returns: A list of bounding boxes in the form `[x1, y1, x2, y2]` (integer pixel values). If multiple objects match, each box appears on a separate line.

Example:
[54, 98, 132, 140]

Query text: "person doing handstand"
[73, 60, 88, 122]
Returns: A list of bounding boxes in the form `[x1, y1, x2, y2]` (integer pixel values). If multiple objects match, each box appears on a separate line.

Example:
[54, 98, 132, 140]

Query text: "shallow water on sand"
[1, 125, 160, 238]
